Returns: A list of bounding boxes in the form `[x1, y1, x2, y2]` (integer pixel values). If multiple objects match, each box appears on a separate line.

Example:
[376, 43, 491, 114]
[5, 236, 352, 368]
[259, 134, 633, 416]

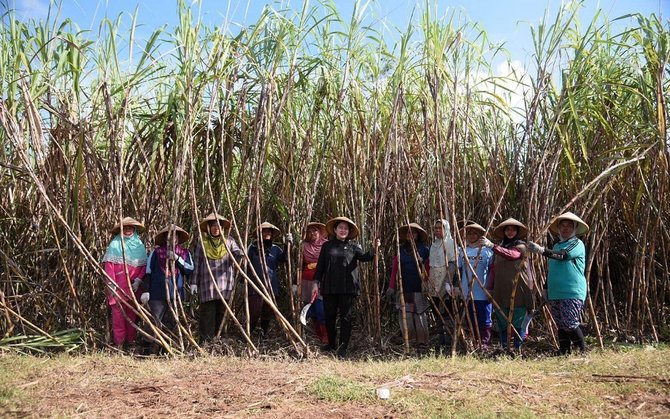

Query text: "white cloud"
[12, 0, 49, 21]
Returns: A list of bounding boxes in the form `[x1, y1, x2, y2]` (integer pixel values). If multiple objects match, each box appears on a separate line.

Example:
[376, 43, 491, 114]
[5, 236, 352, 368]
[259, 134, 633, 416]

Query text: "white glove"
[291, 284, 298, 295]
[132, 278, 142, 292]
[167, 250, 177, 261]
[480, 237, 494, 248]
[444, 282, 452, 296]
[527, 241, 545, 254]
[285, 233, 293, 244]
[140, 292, 150, 304]
[190, 284, 198, 294]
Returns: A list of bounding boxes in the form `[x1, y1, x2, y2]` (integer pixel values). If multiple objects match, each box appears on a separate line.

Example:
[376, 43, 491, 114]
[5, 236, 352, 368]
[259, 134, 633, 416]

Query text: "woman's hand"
[527, 241, 545, 254]
[479, 237, 494, 248]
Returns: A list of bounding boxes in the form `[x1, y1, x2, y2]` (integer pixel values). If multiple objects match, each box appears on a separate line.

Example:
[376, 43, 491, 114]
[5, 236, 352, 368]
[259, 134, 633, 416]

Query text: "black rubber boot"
[558, 329, 571, 355]
[568, 327, 586, 352]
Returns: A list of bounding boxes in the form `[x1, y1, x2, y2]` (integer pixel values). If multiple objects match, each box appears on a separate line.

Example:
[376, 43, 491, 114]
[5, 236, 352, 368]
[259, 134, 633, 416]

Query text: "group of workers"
[102, 211, 589, 358]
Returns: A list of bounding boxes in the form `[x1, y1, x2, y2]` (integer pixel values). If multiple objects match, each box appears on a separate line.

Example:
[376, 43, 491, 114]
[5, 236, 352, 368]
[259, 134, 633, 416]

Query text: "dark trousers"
[199, 300, 226, 341]
[149, 300, 176, 331]
[248, 294, 274, 333]
[323, 294, 355, 351]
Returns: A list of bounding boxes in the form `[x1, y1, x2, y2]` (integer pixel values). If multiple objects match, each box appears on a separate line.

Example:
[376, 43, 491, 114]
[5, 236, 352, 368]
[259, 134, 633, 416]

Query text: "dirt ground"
[1, 345, 670, 418]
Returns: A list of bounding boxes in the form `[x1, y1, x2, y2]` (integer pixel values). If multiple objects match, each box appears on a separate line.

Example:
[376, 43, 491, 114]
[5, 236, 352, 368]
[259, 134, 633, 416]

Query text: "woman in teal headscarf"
[102, 217, 147, 348]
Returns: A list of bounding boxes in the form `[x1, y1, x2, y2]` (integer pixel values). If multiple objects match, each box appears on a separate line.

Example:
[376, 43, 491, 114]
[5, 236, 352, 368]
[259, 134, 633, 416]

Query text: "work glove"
[527, 241, 545, 254]
[291, 284, 298, 296]
[140, 292, 150, 304]
[479, 237, 494, 248]
[190, 284, 198, 294]
[285, 233, 293, 244]
[132, 278, 142, 292]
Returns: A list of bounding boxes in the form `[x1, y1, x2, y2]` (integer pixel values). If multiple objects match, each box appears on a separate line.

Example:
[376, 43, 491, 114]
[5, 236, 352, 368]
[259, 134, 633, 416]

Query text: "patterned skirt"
[549, 299, 584, 331]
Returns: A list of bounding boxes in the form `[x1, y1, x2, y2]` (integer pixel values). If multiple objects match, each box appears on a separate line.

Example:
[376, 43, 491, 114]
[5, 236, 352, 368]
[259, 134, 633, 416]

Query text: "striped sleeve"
[543, 240, 580, 261]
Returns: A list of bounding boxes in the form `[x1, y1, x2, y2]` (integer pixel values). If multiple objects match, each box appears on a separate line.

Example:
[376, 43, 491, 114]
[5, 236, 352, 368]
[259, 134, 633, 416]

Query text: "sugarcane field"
[1, 0, 669, 417]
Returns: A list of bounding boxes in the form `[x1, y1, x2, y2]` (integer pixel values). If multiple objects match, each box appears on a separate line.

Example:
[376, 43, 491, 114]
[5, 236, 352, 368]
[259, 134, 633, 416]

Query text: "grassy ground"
[1, 345, 668, 418]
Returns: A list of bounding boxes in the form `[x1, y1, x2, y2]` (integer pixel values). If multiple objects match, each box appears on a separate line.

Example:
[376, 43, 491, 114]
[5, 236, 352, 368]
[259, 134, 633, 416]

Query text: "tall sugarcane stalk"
[0, 1, 668, 354]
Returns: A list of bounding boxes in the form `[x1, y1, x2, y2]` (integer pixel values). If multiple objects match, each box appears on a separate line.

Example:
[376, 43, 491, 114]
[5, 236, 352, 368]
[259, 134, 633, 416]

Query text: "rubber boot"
[558, 329, 571, 355]
[316, 322, 329, 345]
[480, 326, 492, 349]
[568, 327, 586, 352]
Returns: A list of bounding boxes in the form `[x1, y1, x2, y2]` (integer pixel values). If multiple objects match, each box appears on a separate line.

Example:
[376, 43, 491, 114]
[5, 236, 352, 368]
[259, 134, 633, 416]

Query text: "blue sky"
[4, 0, 666, 65]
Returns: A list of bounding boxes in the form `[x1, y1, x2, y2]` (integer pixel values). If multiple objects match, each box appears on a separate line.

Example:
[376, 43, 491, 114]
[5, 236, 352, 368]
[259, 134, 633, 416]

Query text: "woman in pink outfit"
[102, 217, 147, 348]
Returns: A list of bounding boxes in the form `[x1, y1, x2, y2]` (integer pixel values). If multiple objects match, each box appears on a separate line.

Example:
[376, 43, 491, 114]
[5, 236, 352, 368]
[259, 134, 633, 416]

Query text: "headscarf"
[102, 232, 147, 267]
[501, 227, 524, 248]
[202, 234, 228, 260]
[429, 219, 456, 268]
[302, 230, 327, 263]
[558, 221, 578, 242]
[154, 244, 189, 275]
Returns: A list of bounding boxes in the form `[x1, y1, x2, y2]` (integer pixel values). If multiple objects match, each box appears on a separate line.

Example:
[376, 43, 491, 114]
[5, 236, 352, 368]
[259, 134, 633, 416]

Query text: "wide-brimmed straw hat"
[154, 224, 190, 246]
[398, 223, 429, 243]
[199, 213, 231, 233]
[493, 218, 528, 240]
[303, 222, 327, 241]
[110, 217, 145, 235]
[456, 219, 473, 230]
[549, 211, 589, 235]
[258, 221, 281, 240]
[325, 216, 360, 240]
[461, 222, 487, 235]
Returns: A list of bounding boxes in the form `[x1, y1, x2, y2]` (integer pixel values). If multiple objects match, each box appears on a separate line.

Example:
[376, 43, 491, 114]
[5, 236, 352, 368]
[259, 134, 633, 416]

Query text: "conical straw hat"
[258, 221, 281, 240]
[325, 216, 360, 240]
[110, 217, 145, 235]
[199, 213, 231, 233]
[549, 211, 589, 235]
[461, 221, 486, 235]
[303, 222, 327, 241]
[493, 218, 528, 240]
[398, 223, 429, 243]
[154, 224, 190, 246]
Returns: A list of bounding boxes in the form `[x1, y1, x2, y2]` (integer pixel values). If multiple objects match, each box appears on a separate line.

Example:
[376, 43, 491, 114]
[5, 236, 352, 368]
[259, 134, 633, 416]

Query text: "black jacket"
[313, 238, 374, 296]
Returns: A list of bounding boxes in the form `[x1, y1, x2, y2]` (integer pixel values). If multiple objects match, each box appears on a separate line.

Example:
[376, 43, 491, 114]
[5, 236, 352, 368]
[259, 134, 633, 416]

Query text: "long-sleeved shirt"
[543, 237, 586, 301]
[191, 236, 244, 303]
[247, 240, 287, 296]
[313, 239, 374, 296]
[144, 248, 194, 301]
[104, 262, 146, 305]
[389, 243, 430, 293]
[458, 244, 494, 301]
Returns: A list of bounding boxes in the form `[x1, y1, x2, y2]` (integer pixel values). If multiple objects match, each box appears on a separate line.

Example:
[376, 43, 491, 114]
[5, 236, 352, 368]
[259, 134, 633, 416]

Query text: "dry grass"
[1, 345, 668, 417]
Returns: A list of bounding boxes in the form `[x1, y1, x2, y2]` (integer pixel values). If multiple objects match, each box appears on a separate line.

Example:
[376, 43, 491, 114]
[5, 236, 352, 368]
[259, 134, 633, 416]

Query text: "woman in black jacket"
[313, 216, 379, 358]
